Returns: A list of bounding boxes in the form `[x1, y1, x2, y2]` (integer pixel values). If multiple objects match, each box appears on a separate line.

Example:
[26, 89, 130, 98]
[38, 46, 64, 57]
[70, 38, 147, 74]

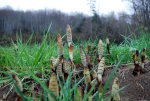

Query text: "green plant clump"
[0, 26, 149, 100]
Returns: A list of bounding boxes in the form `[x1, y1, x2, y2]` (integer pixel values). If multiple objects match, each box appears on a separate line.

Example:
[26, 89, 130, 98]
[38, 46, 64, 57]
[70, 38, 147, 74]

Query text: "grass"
[0, 27, 150, 100]
[1, 32, 150, 68]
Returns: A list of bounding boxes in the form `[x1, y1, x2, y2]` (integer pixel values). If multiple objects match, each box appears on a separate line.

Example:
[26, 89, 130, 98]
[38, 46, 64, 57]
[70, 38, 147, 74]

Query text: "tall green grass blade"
[83, 83, 88, 100]
[93, 83, 102, 100]
[71, 77, 84, 92]
[26, 34, 33, 45]
[83, 82, 96, 101]
[57, 75, 67, 101]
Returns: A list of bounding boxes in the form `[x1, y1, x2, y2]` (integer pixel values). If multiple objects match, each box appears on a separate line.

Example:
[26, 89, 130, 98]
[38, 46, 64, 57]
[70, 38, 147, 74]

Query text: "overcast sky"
[0, 0, 132, 15]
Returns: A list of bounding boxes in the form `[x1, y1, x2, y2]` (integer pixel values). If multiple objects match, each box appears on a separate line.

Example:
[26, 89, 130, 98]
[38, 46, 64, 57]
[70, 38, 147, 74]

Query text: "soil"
[0, 61, 150, 101]
[103, 61, 150, 101]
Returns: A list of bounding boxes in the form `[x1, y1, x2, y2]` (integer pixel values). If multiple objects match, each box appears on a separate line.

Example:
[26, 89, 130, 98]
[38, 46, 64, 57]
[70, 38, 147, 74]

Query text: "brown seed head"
[66, 24, 72, 46]
[57, 34, 63, 55]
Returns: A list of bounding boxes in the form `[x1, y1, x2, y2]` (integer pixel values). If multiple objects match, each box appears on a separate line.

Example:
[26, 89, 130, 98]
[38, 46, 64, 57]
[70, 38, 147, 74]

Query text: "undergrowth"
[0, 29, 150, 68]
[0, 27, 150, 100]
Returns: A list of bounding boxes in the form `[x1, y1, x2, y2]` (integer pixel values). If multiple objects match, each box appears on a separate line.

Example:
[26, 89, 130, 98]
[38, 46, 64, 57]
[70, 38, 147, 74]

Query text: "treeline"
[0, 1, 150, 43]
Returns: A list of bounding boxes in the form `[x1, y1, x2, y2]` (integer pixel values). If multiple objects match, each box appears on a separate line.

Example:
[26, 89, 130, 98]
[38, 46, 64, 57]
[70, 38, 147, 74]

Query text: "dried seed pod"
[49, 73, 59, 101]
[98, 40, 103, 60]
[106, 38, 110, 54]
[85, 53, 98, 85]
[63, 58, 72, 74]
[91, 70, 98, 79]
[112, 77, 120, 101]
[66, 24, 72, 47]
[83, 68, 91, 84]
[57, 34, 63, 56]
[90, 78, 97, 86]
[56, 62, 63, 77]
[53, 55, 63, 68]
[51, 56, 63, 77]
[79, 45, 86, 67]
[69, 44, 74, 61]
[97, 57, 105, 82]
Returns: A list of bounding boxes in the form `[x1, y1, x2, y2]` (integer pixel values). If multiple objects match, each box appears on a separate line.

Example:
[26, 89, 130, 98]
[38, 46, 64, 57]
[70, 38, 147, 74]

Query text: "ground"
[0, 61, 150, 101]
[103, 61, 150, 101]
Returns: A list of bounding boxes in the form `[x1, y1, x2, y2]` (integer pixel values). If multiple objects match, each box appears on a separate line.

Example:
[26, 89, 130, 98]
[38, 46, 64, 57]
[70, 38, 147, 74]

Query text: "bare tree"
[127, 0, 150, 30]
